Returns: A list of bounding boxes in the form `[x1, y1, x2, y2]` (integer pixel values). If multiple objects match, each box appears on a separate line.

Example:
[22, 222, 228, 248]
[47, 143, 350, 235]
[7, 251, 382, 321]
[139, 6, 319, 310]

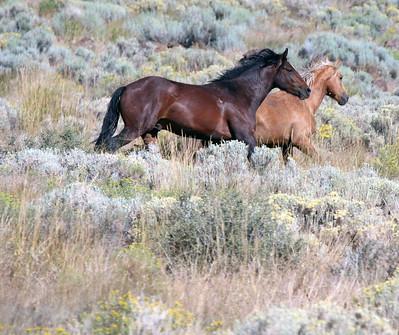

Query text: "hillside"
[1, 0, 399, 334]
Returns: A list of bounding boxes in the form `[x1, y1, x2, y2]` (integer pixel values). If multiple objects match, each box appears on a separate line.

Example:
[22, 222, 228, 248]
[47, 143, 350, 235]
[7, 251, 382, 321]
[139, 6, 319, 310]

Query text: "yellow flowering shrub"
[362, 270, 399, 328]
[89, 291, 193, 335]
[266, 192, 363, 229]
[0, 191, 19, 210]
[318, 124, 334, 139]
[0, 32, 20, 49]
[206, 320, 224, 333]
[25, 327, 71, 335]
[374, 139, 399, 178]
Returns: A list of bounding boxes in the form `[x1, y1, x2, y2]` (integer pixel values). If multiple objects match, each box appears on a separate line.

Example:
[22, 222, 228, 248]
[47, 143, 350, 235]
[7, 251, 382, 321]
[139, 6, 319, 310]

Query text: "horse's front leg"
[295, 137, 320, 162]
[201, 138, 222, 148]
[229, 122, 257, 162]
[281, 142, 294, 164]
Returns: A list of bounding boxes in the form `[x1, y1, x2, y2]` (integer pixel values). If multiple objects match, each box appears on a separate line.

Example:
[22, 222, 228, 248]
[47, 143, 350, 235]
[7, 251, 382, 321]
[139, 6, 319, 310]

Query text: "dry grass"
[163, 256, 363, 328]
[0, 90, 391, 332]
[12, 70, 83, 135]
[0, 146, 389, 333]
[295, 141, 371, 171]
[0, 204, 370, 331]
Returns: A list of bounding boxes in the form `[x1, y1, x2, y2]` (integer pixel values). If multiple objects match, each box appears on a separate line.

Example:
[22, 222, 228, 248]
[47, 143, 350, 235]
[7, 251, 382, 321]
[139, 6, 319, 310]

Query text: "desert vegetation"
[0, 0, 399, 334]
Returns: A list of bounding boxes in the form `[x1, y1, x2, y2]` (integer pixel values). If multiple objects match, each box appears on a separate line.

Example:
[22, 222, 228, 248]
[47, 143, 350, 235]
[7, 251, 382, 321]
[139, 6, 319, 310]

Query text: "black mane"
[210, 48, 280, 83]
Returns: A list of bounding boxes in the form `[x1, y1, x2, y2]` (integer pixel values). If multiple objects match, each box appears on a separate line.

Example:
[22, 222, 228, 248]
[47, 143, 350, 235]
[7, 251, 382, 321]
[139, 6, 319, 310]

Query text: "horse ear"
[334, 59, 342, 67]
[282, 48, 288, 60]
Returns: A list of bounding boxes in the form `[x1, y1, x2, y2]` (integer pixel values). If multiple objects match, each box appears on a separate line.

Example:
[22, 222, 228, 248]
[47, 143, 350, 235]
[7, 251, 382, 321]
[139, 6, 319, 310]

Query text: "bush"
[52, 2, 126, 41]
[38, 182, 141, 236]
[374, 140, 399, 178]
[362, 270, 399, 329]
[0, 97, 18, 139]
[35, 117, 90, 151]
[141, 190, 306, 266]
[234, 304, 395, 335]
[317, 95, 399, 151]
[0, 27, 55, 73]
[318, 2, 391, 39]
[52, 9, 86, 41]
[81, 290, 193, 335]
[128, 5, 252, 50]
[100, 177, 148, 199]
[0, 4, 39, 34]
[38, 0, 63, 17]
[23, 27, 54, 53]
[47, 45, 73, 64]
[317, 105, 364, 146]
[301, 32, 399, 80]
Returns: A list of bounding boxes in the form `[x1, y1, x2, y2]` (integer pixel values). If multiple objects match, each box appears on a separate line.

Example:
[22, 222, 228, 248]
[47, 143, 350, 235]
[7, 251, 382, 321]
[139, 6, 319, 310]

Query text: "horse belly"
[158, 118, 229, 140]
[162, 101, 231, 140]
[256, 117, 291, 146]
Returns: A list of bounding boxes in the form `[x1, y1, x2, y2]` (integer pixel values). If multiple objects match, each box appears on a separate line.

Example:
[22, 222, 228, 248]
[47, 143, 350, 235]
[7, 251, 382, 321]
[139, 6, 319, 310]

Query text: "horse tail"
[94, 86, 126, 151]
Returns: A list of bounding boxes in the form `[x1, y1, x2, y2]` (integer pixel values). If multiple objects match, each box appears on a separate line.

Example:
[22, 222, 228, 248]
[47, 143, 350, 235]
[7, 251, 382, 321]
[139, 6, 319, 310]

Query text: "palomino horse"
[255, 58, 349, 162]
[94, 48, 310, 160]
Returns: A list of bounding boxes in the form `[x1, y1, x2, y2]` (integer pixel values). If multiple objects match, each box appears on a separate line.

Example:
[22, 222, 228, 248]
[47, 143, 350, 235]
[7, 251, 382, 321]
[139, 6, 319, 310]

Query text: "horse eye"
[339, 75, 343, 80]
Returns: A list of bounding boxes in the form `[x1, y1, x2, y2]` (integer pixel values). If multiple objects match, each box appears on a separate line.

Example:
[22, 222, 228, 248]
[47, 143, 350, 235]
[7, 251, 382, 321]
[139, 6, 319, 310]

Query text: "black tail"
[94, 86, 125, 151]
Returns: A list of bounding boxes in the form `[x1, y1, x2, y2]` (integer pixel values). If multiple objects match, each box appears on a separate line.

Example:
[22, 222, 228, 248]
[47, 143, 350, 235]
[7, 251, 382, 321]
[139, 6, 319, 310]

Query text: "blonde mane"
[301, 58, 338, 87]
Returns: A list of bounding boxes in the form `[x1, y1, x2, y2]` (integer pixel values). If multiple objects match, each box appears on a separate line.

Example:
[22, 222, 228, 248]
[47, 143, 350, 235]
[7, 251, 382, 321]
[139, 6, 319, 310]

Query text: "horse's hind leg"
[141, 126, 161, 150]
[108, 127, 139, 152]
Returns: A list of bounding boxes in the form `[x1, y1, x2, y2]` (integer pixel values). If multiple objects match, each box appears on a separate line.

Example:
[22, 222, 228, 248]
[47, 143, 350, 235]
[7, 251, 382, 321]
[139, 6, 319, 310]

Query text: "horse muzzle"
[338, 94, 349, 105]
[299, 87, 311, 100]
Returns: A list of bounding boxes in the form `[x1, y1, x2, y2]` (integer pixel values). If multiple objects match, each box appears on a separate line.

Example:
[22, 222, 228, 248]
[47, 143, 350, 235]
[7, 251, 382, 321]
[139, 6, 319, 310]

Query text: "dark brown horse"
[95, 48, 310, 159]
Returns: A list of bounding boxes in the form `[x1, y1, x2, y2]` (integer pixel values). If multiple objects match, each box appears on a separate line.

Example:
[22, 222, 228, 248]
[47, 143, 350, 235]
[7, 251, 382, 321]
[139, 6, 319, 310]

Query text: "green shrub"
[128, 5, 252, 50]
[301, 32, 399, 80]
[0, 191, 19, 218]
[53, 13, 85, 41]
[362, 270, 399, 329]
[317, 106, 364, 146]
[374, 140, 399, 178]
[141, 190, 305, 266]
[100, 177, 148, 199]
[36, 118, 89, 151]
[38, 0, 63, 17]
[235, 304, 394, 335]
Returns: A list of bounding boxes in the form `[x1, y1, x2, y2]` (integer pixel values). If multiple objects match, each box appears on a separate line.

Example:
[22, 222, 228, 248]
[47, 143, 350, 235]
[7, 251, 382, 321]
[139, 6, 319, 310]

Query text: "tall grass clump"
[38, 0, 63, 17]
[15, 70, 82, 134]
[52, 2, 127, 41]
[374, 139, 399, 178]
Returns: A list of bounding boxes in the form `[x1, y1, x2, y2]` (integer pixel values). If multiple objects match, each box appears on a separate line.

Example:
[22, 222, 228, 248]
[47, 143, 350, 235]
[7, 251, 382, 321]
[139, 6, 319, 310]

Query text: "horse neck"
[306, 72, 328, 114]
[231, 75, 274, 114]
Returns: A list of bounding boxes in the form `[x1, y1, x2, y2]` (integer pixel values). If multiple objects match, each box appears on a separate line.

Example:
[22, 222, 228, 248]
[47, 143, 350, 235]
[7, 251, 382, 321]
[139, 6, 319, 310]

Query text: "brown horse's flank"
[255, 58, 349, 163]
[94, 48, 310, 160]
